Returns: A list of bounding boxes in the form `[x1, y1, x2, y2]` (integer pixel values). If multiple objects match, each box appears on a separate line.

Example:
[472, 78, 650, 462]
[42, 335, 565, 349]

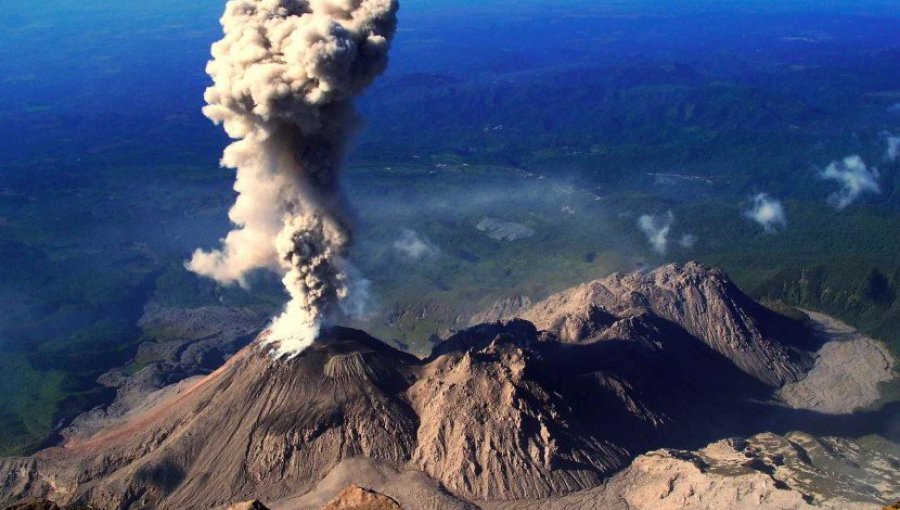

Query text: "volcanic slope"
[2, 263, 895, 509]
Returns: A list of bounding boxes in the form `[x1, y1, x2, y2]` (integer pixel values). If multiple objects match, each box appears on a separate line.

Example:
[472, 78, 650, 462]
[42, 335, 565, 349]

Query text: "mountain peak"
[3, 265, 890, 509]
[519, 260, 812, 386]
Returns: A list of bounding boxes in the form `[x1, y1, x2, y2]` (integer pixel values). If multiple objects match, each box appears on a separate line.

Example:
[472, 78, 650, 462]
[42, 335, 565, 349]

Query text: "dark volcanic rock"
[226, 501, 271, 510]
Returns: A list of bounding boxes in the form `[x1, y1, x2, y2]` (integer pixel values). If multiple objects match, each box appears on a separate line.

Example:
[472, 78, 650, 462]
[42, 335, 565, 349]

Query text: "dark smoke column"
[187, 0, 399, 357]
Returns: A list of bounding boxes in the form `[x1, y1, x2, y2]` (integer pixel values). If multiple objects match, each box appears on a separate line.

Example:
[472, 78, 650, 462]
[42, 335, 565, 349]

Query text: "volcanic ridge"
[2, 263, 898, 510]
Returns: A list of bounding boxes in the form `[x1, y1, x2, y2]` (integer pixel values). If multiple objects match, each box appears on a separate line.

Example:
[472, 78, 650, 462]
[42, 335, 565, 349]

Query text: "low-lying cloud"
[819, 155, 881, 210]
[637, 212, 674, 254]
[393, 229, 441, 260]
[476, 217, 535, 242]
[679, 233, 697, 248]
[745, 193, 787, 233]
[885, 134, 900, 162]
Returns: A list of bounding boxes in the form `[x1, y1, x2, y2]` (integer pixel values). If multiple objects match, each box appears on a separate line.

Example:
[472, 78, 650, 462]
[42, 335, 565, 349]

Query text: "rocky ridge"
[518, 262, 813, 386]
[2, 263, 897, 510]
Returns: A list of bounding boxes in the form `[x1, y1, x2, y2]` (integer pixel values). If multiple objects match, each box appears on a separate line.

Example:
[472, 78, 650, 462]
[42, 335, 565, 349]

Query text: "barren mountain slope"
[272, 432, 900, 510]
[1, 330, 421, 509]
[1, 318, 766, 508]
[407, 317, 777, 500]
[520, 262, 813, 386]
[3, 264, 895, 510]
[410, 333, 627, 500]
[268, 458, 477, 510]
[482, 432, 900, 510]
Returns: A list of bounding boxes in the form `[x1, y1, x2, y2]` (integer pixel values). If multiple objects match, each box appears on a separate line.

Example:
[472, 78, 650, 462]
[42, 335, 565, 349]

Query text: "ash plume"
[819, 155, 881, 210]
[187, 0, 399, 357]
[744, 193, 787, 233]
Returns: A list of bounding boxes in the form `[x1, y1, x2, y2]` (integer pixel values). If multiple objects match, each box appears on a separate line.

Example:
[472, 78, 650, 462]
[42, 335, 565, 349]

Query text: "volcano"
[2, 263, 897, 509]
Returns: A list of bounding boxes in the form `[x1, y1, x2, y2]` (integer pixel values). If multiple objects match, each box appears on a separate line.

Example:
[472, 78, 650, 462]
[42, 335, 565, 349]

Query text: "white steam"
[393, 229, 440, 260]
[637, 212, 674, 254]
[187, 0, 399, 358]
[744, 193, 787, 233]
[819, 155, 881, 210]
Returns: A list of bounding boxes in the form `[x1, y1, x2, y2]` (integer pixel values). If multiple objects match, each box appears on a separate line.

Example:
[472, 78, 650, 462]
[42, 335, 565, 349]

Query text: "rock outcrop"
[266, 458, 476, 510]
[482, 432, 900, 510]
[322, 485, 402, 510]
[226, 501, 271, 510]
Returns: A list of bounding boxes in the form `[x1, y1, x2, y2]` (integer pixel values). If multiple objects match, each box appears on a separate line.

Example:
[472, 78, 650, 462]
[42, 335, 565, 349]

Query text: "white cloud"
[393, 229, 440, 260]
[885, 134, 900, 162]
[745, 193, 787, 233]
[819, 155, 881, 210]
[679, 233, 697, 248]
[637, 212, 674, 254]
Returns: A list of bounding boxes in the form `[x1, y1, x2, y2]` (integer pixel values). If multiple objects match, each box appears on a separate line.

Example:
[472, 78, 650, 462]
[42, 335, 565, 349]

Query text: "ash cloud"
[819, 155, 881, 210]
[393, 229, 440, 260]
[637, 212, 674, 254]
[745, 193, 787, 233]
[187, 0, 399, 357]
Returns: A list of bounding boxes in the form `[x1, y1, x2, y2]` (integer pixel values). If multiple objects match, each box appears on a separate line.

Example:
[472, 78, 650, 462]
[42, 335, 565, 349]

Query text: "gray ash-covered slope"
[3, 323, 665, 508]
[1, 331, 421, 509]
[0, 263, 857, 509]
